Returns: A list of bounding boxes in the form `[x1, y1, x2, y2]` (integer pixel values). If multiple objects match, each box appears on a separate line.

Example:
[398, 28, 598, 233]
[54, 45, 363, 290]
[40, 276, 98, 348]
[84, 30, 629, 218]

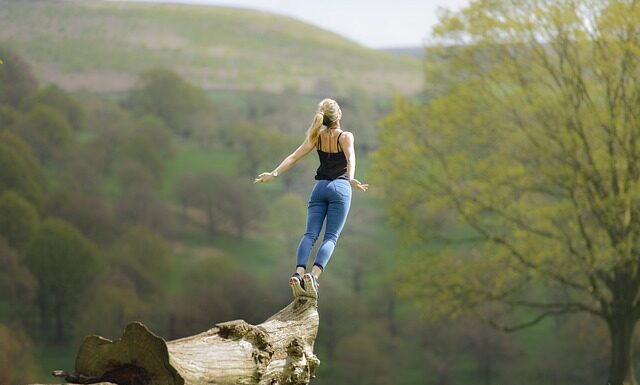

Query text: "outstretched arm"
[254, 138, 315, 184]
[340, 132, 369, 192]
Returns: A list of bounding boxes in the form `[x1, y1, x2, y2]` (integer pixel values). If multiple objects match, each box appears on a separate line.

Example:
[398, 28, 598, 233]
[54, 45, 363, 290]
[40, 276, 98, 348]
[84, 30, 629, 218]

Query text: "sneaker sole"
[302, 273, 319, 299]
[289, 276, 305, 298]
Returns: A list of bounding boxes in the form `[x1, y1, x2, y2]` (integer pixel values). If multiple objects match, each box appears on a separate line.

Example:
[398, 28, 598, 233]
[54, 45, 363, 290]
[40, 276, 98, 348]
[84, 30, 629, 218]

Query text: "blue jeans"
[296, 179, 352, 270]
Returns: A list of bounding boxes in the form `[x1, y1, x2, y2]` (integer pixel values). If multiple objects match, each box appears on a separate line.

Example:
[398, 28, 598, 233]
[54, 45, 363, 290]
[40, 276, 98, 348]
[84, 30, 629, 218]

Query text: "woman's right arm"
[254, 138, 315, 184]
[340, 132, 369, 192]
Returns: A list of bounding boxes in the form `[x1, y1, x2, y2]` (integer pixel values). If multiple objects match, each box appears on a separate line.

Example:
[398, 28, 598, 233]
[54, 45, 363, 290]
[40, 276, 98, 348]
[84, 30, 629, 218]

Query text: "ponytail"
[306, 98, 341, 145]
[306, 111, 324, 146]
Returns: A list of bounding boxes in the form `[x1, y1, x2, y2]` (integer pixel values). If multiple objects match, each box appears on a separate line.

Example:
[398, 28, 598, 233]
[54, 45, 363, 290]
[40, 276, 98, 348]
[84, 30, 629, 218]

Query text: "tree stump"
[52, 297, 320, 385]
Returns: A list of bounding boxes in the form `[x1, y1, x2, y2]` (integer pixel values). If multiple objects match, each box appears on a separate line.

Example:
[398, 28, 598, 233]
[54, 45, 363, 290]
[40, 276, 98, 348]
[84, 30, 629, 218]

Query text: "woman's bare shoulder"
[340, 131, 354, 141]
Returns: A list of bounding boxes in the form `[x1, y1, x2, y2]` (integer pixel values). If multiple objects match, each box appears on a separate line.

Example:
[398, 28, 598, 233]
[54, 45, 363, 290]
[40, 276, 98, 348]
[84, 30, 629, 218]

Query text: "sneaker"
[302, 272, 319, 299]
[289, 272, 305, 297]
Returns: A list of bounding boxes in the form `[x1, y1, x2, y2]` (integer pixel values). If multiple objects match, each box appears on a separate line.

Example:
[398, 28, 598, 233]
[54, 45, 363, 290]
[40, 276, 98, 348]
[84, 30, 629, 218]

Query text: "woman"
[254, 98, 368, 299]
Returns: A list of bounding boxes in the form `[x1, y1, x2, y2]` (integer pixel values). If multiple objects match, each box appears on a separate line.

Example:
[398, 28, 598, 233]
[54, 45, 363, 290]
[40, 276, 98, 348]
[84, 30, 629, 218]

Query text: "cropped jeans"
[296, 179, 352, 270]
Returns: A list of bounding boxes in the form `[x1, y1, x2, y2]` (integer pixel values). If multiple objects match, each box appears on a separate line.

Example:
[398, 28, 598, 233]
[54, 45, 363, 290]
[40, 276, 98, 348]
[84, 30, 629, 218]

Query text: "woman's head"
[306, 98, 342, 145]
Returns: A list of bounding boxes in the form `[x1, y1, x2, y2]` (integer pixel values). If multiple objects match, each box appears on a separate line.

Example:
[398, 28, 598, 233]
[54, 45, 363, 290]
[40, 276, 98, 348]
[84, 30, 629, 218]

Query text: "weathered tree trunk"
[52, 297, 320, 385]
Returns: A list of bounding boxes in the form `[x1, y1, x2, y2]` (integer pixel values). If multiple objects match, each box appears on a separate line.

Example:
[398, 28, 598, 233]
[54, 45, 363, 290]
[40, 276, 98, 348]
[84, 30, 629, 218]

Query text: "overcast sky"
[118, 0, 471, 48]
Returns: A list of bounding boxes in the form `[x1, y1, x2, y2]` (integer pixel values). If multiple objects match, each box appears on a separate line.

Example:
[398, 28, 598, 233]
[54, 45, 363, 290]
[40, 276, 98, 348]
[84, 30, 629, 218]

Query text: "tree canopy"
[373, 1, 640, 384]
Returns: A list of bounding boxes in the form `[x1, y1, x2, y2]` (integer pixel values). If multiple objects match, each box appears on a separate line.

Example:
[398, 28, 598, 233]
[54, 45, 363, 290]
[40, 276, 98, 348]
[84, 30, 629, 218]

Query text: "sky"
[119, 0, 471, 48]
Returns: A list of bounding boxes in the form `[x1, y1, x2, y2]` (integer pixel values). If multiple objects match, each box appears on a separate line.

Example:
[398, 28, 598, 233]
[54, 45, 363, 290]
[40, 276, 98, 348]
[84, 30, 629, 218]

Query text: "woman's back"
[315, 129, 348, 181]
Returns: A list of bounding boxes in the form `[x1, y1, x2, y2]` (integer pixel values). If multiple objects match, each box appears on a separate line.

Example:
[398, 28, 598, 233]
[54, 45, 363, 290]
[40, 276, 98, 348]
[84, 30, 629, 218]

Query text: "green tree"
[21, 84, 85, 131]
[123, 68, 212, 137]
[221, 178, 265, 239]
[0, 47, 37, 107]
[373, 1, 640, 384]
[0, 191, 39, 250]
[123, 115, 173, 183]
[0, 324, 39, 385]
[23, 218, 102, 342]
[266, 193, 307, 252]
[17, 104, 73, 162]
[110, 225, 172, 300]
[0, 238, 37, 325]
[0, 137, 46, 209]
[0, 105, 20, 129]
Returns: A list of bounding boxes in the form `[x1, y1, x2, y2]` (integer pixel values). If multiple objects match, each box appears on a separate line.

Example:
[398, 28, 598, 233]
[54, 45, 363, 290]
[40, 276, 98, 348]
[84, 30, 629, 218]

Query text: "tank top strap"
[317, 133, 322, 150]
[336, 131, 344, 152]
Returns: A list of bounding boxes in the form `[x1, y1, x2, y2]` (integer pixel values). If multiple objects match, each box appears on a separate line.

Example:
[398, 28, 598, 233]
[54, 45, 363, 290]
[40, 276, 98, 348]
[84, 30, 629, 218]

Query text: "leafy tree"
[22, 218, 102, 342]
[123, 115, 173, 183]
[373, 1, 640, 383]
[0, 130, 45, 175]
[0, 47, 37, 107]
[16, 104, 73, 162]
[0, 104, 20, 129]
[21, 84, 85, 131]
[266, 193, 307, 252]
[109, 225, 172, 300]
[72, 278, 146, 344]
[0, 238, 37, 324]
[169, 256, 269, 338]
[49, 187, 115, 245]
[0, 191, 39, 250]
[230, 122, 290, 178]
[0, 138, 46, 209]
[175, 171, 229, 239]
[221, 178, 265, 239]
[123, 68, 212, 137]
[0, 324, 39, 385]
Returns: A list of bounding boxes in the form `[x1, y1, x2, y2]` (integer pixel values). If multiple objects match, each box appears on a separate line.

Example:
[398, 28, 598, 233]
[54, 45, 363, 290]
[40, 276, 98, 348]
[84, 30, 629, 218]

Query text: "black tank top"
[315, 131, 348, 181]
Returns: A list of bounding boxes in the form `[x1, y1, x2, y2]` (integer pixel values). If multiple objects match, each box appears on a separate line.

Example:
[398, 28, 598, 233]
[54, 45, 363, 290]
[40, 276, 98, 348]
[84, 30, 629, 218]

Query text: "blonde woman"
[254, 98, 368, 299]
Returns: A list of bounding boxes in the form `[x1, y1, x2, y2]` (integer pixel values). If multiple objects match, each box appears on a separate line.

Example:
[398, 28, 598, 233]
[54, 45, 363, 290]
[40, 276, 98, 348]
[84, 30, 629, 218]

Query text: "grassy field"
[0, 0, 422, 95]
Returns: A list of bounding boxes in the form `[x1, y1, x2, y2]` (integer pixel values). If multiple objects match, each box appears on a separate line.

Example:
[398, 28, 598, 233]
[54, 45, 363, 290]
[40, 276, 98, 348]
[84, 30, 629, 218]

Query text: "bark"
[607, 315, 638, 385]
[51, 297, 320, 385]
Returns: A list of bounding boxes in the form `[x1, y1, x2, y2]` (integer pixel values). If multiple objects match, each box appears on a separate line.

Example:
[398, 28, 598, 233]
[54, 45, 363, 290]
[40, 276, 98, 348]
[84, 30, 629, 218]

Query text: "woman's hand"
[254, 172, 276, 184]
[349, 178, 369, 192]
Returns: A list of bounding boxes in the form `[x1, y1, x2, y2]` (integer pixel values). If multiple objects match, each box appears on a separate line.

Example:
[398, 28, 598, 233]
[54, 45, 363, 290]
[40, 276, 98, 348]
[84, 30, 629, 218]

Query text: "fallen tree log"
[52, 296, 319, 385]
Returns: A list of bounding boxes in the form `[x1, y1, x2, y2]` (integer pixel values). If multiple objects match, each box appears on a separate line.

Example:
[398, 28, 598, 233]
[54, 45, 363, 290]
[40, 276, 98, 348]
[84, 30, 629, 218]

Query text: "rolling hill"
[0, 0, 423, 95]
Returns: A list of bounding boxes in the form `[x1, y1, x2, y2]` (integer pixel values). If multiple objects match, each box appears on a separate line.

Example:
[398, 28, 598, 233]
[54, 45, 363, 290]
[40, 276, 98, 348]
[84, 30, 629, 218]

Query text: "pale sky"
[118, 0, 471, 48]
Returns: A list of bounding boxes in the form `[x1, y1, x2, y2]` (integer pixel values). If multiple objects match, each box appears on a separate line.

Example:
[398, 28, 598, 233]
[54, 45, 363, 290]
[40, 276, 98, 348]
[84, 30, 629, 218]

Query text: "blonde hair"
[306, 98, 342, 145]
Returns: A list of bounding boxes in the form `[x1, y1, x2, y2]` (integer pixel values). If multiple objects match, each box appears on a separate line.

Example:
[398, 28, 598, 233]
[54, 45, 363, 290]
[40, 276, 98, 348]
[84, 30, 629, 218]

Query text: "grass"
[0, 0, 421, 95]
[35, 345, 76, 380]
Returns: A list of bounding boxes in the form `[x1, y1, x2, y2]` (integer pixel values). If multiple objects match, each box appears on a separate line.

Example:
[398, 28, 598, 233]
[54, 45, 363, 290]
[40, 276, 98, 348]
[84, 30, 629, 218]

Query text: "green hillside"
[0, 0, 422, 95]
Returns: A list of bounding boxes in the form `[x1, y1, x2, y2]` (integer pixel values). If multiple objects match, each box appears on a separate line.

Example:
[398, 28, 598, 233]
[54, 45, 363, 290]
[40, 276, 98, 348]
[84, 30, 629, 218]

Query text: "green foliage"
[110, 226, 172, 299]
[123, 115, 174, 183]
[229, 122, 292, 178]
[21, 85, 85, 131]
[0, 324, 39, 385]
[72, 282, 146, 343]
[123, 68, 212, 137]
[175, 170, 265, 239]
[0, 47, 37, 107]
[170, 255, 271, 336]
[0, 104, 20, 129]
[0, 191, 39, 250]
[374, 1, 640, 382]
[17, 104, 73, 162]
[266, 193, 307, 252]
[0, 238, 37, 324]
[0, 137, 46, 209]
[22, 218, 102, 342]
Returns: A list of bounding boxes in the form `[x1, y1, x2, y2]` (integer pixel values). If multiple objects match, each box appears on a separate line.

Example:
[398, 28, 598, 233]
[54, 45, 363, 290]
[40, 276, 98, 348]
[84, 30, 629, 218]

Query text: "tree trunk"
[608, 315, 638, 385]
[51, 297, 320, 385]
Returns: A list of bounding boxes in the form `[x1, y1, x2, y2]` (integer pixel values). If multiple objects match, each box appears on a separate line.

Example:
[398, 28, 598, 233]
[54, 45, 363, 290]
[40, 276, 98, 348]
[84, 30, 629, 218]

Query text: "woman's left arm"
[341, 132, 369, 192]
[254, 138, 315, 184]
